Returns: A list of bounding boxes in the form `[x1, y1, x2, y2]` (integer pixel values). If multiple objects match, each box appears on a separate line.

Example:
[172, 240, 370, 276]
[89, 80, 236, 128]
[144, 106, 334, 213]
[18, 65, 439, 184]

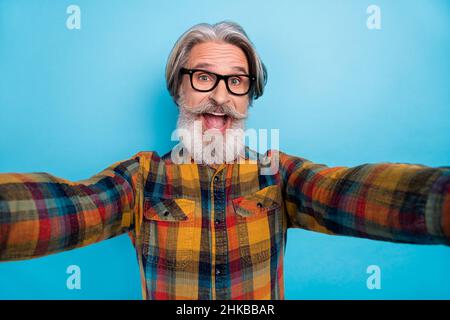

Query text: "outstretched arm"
[279, 151, 450, 245]
[0, 152, 143, 261]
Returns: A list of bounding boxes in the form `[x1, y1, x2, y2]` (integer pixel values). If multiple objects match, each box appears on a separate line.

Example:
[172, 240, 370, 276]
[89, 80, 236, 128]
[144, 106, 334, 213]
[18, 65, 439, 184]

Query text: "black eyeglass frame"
[180, 67, 256, 96]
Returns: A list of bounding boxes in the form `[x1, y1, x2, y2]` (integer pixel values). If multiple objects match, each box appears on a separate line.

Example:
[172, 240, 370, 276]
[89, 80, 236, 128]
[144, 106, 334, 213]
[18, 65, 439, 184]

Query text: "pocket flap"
[143, 198, 195, 221]
[232, 185, 280, 217]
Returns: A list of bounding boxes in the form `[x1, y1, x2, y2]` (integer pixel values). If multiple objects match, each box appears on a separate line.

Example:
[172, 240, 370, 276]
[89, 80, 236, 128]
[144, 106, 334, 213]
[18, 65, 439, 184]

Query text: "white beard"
[172, 96, 247, 165]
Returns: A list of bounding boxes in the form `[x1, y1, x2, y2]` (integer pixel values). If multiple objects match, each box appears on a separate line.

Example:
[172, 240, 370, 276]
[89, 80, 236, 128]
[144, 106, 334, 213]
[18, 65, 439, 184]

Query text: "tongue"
[203, 114, 226, 130]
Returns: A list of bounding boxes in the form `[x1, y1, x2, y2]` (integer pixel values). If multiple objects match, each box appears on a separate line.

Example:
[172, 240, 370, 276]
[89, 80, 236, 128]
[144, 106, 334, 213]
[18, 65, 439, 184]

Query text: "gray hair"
[165, 21, 267, 105]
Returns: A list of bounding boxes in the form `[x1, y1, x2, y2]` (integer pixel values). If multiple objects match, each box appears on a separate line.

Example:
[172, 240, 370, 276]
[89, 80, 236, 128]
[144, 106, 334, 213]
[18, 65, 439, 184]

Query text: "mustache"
[180, 101, 248, 120]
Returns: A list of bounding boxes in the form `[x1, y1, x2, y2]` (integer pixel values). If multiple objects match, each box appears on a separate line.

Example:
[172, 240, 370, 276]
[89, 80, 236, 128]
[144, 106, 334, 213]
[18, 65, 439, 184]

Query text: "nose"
[210, 78, 231, 106]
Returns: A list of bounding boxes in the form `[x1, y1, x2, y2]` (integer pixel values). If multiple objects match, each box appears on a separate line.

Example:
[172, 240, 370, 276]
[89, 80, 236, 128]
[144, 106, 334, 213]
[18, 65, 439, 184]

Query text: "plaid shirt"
[0, 148, 449, 299]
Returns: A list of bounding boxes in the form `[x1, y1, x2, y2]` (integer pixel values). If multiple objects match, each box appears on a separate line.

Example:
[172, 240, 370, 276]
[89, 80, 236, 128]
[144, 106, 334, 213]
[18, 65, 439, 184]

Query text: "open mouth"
[201, 112, 231, 132]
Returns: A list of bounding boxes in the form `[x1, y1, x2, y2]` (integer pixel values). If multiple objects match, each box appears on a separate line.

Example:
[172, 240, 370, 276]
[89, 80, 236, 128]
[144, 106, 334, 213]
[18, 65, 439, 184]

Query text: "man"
[0, 21, 449, 300]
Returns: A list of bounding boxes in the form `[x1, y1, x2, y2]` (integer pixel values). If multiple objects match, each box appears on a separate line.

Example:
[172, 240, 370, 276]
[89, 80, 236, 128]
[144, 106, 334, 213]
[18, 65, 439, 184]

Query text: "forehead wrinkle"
[193, 63, 248, 74]
[188, 44, 249, 73]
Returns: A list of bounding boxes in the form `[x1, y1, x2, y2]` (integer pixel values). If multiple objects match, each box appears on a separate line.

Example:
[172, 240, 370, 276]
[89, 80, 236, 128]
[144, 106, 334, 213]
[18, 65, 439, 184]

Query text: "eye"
[197, 73, 212, 82]
[229, 77, 241, 86]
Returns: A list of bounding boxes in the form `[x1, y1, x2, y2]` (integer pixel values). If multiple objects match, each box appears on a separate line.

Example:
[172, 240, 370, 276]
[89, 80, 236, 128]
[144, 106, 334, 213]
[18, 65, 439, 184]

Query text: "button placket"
[212, 169, 227, 295]
[212, 171, 224, 227]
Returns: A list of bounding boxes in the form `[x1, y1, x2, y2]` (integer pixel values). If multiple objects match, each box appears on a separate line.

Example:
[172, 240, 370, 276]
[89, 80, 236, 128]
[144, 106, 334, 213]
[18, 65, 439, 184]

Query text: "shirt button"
[214, 176, 220, 182]
[215, 219, 221, 225]
[216, 268, 221, 276]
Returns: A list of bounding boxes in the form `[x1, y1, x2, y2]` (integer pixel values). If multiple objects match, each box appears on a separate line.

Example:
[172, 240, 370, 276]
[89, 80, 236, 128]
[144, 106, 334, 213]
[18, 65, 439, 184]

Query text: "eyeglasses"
[180, 68, 256, 96]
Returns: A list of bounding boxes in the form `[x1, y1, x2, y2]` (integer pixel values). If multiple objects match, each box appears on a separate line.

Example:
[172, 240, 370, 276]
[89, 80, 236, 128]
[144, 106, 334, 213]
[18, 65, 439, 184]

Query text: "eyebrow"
[192, 63, 248, 74]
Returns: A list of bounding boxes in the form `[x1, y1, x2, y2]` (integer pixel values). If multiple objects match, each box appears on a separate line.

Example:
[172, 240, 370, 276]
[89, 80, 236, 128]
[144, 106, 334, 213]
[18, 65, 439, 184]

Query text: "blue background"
[0, 0, 449, 299]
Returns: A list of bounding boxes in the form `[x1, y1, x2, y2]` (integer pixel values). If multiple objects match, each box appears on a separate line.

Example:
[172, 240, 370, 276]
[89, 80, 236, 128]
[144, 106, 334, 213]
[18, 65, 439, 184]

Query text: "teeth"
[207, 112, 226, 116]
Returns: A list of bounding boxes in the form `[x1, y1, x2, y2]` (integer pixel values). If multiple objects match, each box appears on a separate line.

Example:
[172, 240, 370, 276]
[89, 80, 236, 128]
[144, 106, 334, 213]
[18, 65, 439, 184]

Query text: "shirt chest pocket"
[142, 197, 196, 270]
[232, 185, 284, 266]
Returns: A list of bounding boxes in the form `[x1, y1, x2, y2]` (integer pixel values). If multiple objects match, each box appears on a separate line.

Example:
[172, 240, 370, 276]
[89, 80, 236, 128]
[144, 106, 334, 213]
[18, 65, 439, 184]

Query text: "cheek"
[181, 81, 199, 105]
[183, 89, 209, 108]
[233, 97, 249, 114]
